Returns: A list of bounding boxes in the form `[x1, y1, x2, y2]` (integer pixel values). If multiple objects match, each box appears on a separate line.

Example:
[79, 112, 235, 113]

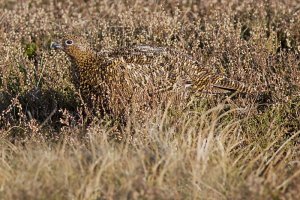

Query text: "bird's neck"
[72, 50, 97, 68]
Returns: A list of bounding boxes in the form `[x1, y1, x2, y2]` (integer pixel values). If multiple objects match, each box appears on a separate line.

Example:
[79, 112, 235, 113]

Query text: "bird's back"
[95, 44, 255, 96]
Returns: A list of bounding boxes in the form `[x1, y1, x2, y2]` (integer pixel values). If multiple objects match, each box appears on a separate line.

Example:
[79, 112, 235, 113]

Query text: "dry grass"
[0, 0, 300, 199]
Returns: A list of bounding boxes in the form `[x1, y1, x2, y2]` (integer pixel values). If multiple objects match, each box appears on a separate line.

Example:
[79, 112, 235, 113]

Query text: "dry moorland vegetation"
[0, 0, 300, 199]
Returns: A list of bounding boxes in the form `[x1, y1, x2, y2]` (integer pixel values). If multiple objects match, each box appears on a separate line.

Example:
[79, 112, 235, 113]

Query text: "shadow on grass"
[0, 87, 80, 132]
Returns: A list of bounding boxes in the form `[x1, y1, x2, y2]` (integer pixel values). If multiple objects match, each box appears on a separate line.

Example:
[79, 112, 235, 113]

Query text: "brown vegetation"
[0, 0, 300, 199]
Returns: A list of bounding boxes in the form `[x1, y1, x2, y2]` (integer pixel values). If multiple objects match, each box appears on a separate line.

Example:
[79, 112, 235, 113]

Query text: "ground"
[0, 0, 300, 199]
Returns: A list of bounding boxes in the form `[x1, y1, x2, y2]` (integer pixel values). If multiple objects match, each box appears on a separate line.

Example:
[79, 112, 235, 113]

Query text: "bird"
[51, 35, 256, 122]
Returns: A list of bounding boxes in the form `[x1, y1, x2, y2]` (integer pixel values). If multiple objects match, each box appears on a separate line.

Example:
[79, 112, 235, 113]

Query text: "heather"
[0, 0, 300, 199]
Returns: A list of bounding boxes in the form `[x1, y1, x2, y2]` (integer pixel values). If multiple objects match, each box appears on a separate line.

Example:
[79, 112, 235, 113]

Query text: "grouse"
[51, 35, 255, 120]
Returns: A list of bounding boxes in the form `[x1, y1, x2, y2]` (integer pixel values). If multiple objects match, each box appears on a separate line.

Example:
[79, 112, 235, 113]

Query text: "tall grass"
[0, 0, 300, 199]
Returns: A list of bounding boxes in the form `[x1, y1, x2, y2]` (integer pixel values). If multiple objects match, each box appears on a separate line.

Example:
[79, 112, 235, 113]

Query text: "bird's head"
[51, 35, 94, 61]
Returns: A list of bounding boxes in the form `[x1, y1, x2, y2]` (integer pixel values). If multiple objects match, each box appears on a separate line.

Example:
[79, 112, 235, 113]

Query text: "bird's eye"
[65, 40, 73, 45]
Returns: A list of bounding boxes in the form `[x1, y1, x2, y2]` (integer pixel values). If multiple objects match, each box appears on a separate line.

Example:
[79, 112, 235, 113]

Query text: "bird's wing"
[96, 45, 185, 94]
[97, 45, 254, 94]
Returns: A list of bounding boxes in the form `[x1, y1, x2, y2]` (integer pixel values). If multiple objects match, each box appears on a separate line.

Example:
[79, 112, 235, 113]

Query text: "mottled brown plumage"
[51, 35, 255, 119]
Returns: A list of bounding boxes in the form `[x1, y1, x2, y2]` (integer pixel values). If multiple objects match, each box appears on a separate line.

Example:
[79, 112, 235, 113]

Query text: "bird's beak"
[50, 42, 62, 50]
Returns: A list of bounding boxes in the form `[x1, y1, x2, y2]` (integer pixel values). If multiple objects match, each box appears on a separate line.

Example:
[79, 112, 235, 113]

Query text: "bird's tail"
[212, 76, 257, 94]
